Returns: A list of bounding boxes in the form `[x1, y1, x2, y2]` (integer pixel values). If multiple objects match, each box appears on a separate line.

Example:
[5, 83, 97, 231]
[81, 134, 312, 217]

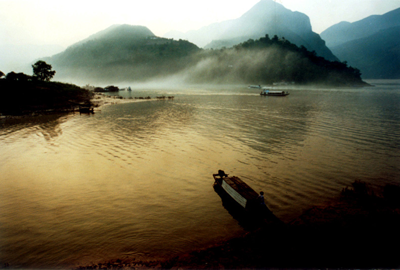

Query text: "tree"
[6, 72, 17, 80]
[0, 71, 4, 79]
[32, 60, 56, 81]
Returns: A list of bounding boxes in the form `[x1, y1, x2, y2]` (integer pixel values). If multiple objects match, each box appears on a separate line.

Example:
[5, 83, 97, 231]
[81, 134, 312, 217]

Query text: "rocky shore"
[75, 182, 400, 269]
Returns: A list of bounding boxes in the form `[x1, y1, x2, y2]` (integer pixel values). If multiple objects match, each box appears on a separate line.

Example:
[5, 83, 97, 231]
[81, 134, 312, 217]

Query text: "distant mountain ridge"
[327, 26, 400, 79]
[165, 0, 337, 61]
[321, 8, 400, 48]
[321, 8, 400, 79]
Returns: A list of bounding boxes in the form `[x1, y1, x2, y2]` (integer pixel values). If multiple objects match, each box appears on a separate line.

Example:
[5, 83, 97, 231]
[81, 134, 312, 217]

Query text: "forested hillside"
[181, 35, 365, 86]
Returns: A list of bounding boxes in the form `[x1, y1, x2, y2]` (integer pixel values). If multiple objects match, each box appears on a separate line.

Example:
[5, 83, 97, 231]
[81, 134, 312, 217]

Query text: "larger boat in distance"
[260, 88, 289, 96]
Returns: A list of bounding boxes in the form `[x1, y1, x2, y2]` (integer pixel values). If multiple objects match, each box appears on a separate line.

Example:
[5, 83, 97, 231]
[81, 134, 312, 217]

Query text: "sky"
[1, 0, 400, 72]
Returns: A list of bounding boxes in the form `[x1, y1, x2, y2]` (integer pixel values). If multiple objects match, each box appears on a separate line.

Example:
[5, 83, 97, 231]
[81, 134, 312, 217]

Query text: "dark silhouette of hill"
[321, 8, 400, 79]
[164, 0, 337, 61]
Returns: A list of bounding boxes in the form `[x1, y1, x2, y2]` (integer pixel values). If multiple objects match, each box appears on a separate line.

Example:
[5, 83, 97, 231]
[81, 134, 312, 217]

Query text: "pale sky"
[1, 0, 400, 72]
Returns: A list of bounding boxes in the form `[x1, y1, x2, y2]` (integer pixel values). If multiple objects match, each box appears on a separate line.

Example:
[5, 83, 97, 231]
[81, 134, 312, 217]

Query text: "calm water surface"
[1, 81, 399, 268]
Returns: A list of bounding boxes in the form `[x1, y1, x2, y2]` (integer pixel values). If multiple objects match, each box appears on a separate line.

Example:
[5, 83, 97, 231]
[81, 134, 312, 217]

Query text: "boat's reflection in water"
[213, 183, 283, 231]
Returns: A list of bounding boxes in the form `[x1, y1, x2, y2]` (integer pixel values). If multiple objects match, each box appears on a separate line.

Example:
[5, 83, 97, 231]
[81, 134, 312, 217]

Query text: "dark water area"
[0, 81, 399, 268]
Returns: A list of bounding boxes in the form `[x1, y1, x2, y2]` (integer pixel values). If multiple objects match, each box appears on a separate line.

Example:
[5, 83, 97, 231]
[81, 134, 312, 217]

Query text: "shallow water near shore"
[1, 81, 400, 268]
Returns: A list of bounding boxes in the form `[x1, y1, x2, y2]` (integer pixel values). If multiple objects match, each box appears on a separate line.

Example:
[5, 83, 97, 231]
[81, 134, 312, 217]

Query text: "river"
[0, 81, 399, 268]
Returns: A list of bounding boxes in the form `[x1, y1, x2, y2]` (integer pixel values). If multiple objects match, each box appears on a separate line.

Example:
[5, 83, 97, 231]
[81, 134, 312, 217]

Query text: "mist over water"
[1, 81, 399, 268]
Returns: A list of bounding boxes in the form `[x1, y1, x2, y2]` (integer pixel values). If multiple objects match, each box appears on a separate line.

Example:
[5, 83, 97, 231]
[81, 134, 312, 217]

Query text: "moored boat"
[213, 170, 283, 225]
[213, 170, 263, 210]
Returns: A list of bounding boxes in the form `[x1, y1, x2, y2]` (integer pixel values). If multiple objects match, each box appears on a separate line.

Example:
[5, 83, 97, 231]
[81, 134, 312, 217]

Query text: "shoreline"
[0, 93, 168, 120]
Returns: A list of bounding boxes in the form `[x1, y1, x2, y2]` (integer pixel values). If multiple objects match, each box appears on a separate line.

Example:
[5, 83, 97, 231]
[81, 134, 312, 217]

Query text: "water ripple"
[1, 85, 400, 267]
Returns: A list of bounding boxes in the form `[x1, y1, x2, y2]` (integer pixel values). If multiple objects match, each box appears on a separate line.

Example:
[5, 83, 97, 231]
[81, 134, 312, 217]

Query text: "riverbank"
[75, 182, 400, 269]
[0, 80, 93, 116]
[91, 93, 168, 108]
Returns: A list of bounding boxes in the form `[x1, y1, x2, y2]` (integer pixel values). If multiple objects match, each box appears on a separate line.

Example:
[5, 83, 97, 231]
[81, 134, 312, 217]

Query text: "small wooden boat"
[213, 170, 283, 225]
[213, 170, 262, 210]
[260, 89, 289, 96]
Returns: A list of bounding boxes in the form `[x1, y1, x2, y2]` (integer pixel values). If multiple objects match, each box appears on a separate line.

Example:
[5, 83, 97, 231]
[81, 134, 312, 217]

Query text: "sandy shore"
[91, 93, 174, 111]
[92, 93, 152, 107]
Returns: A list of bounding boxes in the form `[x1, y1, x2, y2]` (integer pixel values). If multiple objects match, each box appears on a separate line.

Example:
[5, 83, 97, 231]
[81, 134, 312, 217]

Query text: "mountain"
[71, 24, 156, 47]
[45, 24, 200, 83]
[164, 0, 337, 61]
[41, 24, 366, 86]
[320, 8, 400, 48]
[326, 26, 400, 79]
[321, 8, 400, 79]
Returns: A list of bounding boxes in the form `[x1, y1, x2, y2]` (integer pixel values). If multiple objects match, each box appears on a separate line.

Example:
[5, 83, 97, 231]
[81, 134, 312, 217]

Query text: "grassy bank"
[0, 79, 93, 116]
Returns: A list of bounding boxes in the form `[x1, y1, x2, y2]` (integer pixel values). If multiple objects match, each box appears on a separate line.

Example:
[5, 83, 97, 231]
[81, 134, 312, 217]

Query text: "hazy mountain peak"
[94, 24, 155, 39]
[234, 0, 312, 37]
[165, 0, 336, 61]
[71, 24, 155, 48]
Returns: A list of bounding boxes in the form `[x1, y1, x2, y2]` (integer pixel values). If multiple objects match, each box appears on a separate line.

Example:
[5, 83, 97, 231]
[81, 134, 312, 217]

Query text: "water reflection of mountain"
[99, 98, 195, 142]
[195, 93, 318, 155]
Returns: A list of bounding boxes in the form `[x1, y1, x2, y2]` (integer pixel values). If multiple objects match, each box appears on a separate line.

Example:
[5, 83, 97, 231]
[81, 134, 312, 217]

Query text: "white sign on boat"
[221, 180, 248, 208]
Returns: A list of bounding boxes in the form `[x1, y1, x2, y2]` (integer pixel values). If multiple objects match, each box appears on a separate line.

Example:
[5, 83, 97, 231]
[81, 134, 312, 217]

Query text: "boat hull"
[213, 174, 259, 210]
[213, 172, 284, 226]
